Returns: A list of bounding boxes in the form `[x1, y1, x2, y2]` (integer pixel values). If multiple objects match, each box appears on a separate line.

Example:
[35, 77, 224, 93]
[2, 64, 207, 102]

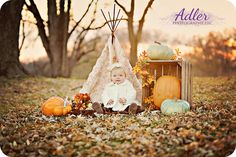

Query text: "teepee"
[80, 5, 142, 103]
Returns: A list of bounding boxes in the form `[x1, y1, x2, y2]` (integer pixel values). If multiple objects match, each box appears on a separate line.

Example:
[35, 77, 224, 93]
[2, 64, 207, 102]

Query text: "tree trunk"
[0, 0, 27, 77]
[27, 0, 96, 77]
[127, 15, 137, 67]
[47, 0, 70, 77]
[60, 0, 70, 77]
[130, 40, 138, 67]
[50, 41, 63, 77]
[115, 0, 154, 67]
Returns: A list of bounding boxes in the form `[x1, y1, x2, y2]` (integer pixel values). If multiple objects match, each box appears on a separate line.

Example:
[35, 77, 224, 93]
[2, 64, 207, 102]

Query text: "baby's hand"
[107, 99, 114, 105]
[119, 98, 127, 104]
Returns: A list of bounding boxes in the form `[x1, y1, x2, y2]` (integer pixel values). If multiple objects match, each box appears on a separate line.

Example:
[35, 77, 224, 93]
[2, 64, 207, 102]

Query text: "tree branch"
[60, 0, 65, 15]
[71, 27, 86, 59]
[139, 0, 155, 24]
[71, 0, 99, 58]
[130, 0, 135, 16]
[76, 37, 99, 61]
[72, 30, 87, 59]
[137, 0, 155, 41]
[114, 0, 129, 15]
[25, 0, 52, 59]
[48, 0, 57, 17]
[83, 0, 98, 31]
[48, 0, 58, 36]
[65, 0, 71, 40]
[88, 18, 127, 30]
[68, 0, 95, 39]
[67, 0, 71, 17]
[68, 39, 97, 74]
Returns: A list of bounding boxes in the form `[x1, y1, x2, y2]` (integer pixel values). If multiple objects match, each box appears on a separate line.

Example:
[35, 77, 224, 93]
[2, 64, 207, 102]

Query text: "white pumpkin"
[147, 43, 175, 60]
[161, 99, 190, 115]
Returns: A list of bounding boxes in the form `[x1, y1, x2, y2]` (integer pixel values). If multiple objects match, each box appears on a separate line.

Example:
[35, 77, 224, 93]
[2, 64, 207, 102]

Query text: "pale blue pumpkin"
[147, 44, 175, 60]
[161, 99, 190, 115]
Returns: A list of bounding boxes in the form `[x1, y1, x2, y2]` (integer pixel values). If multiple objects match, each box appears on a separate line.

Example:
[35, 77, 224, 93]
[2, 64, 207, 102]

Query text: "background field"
[0, 77, 235, 157]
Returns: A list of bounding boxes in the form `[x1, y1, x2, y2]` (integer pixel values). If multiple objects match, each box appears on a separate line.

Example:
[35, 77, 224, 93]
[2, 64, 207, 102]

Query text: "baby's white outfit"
[101, 79, 138, 111]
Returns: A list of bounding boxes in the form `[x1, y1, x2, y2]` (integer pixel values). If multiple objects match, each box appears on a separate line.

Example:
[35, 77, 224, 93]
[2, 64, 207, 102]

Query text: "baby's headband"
[108, 63, 124, 71]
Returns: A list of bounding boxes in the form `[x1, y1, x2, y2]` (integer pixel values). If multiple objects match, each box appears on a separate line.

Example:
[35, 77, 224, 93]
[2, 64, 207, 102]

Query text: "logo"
[173, 8, 211, 25]
[161, 8, 224, 26]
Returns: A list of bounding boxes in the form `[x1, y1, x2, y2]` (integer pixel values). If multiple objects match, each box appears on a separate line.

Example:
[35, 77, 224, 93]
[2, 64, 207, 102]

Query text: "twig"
[114, 0, 128, 15]
[68, 0, 95, 39]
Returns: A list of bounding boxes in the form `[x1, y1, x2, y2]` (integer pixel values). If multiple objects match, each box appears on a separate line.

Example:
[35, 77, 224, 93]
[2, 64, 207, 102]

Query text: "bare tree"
[115, 0, 155, 66]
[25, 0, 103, 77]
[0, 0, 27, 77]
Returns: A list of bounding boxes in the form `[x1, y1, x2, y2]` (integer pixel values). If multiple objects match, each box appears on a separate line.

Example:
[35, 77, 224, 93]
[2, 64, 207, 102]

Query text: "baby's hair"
[110, 66, 126, 77]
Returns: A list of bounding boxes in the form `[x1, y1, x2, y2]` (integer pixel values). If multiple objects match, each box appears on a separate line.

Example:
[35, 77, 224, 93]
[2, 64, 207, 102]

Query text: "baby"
[92, 63, 141, 114]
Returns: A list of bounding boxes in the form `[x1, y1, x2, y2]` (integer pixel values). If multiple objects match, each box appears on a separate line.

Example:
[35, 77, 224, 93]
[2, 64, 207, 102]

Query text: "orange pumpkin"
[41, 97, 72, 116]
[153, 76, 181, 109]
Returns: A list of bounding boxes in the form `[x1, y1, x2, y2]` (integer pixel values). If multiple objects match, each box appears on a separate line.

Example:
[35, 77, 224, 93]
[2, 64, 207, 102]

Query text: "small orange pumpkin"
[153, 76, 181, 109]
[41, 97, 72, 116]
[53, 107, 64, 116]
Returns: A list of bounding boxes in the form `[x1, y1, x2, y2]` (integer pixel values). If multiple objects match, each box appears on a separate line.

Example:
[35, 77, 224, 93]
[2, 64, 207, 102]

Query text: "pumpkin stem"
[64, 96, 68, 108]
[154, 41, 161, 45]
[174, 97, 177, 102]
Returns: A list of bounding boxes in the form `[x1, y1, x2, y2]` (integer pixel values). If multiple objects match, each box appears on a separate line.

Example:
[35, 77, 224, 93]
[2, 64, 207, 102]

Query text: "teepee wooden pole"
[101, 9, 113, 32]
[113, 4, 116, 28]
[115, 9, 121, 25]
[114, 15, 122, 32]
[108, 11, 114, 29]
[108, 11, 115, 44]
[100, 4, 123, 44]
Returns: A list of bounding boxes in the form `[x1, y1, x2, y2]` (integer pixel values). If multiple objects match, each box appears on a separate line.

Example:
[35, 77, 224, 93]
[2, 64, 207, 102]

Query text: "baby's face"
[111, 68, 126, 84]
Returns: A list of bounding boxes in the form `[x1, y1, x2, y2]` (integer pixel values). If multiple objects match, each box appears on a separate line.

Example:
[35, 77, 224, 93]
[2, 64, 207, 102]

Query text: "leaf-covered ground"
[0, 77, 235, 157]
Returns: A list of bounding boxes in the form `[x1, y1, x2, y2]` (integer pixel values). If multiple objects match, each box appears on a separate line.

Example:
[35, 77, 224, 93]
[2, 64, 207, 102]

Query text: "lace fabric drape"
[80, 35, 142, 103]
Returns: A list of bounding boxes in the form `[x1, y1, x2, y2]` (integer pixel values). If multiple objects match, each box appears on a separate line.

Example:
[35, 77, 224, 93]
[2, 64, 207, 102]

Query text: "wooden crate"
[142, 60, 192, 105]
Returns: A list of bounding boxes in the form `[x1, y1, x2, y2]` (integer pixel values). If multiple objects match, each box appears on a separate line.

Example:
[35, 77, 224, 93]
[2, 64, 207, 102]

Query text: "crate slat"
[142, 60, 192, 107]
[189, 63, 193, 104]
[181, 60, 186, 100]
[176, 64, 178, 78]
[186, 61, 189, 101]
[188, 62, 191, 101]
[187, 61, 190, 101]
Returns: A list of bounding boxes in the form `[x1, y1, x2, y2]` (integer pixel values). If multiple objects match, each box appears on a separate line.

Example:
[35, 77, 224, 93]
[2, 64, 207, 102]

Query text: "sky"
[67, 0, 236, 37]
[19, 0, 236, 62]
